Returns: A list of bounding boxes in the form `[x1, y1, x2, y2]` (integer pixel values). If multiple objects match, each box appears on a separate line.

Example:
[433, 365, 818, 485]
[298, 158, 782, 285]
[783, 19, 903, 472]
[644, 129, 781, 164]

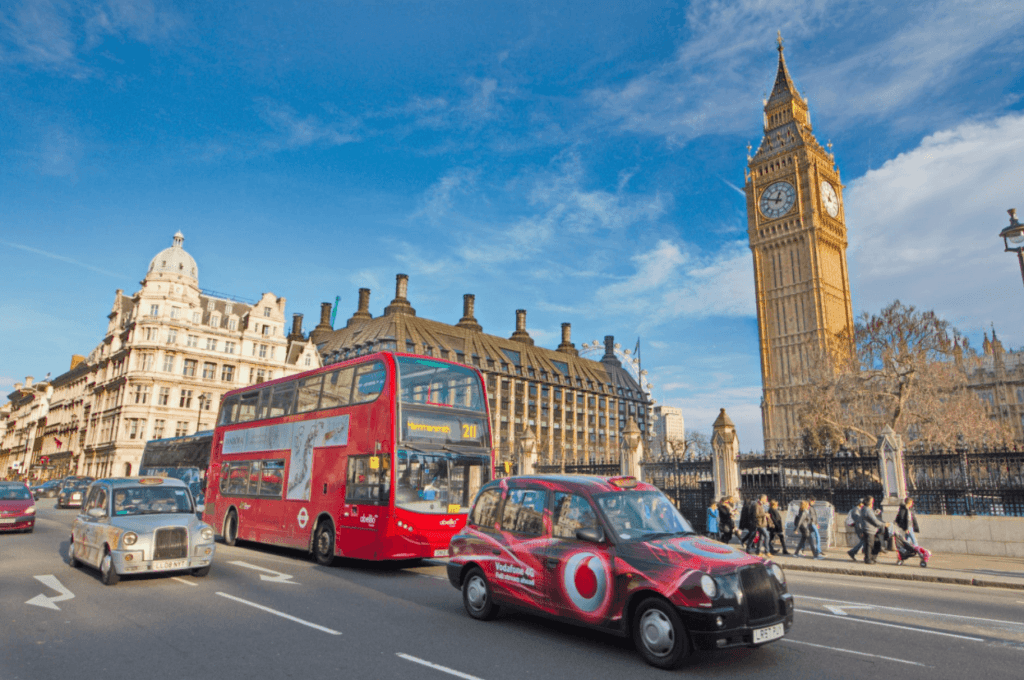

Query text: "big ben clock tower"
[746, 36, 854, 452]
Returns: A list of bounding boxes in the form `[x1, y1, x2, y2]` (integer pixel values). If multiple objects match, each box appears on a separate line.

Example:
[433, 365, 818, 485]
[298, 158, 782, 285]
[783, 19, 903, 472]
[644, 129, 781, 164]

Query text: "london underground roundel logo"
[562, 552, 609, 613]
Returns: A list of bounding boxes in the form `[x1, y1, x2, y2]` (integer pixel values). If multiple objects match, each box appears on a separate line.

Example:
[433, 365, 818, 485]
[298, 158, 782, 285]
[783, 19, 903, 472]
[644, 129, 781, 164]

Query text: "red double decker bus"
[204, 353, 493, 563]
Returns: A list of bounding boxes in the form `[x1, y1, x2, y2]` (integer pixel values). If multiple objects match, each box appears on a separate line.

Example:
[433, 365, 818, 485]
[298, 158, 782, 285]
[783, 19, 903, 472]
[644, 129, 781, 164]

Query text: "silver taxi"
[69, 477, 215, 585]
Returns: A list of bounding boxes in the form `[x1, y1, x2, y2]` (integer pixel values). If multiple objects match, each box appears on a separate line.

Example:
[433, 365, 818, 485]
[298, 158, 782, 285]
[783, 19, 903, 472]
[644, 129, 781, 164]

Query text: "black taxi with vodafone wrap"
[447, 475, 794, 669]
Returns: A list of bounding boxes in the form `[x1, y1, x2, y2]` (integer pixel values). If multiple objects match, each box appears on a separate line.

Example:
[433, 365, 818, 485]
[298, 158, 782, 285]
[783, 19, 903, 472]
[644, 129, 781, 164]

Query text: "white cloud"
[256, 100, 360, 151]
[845, 112, 1024, 343]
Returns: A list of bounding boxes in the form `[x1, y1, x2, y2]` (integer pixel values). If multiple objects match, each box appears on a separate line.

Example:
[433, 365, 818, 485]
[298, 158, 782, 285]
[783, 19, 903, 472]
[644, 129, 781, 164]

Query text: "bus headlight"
[122, 532, 138, 547]
[770, 563, 785, 584]
[700, 574, 718, 599]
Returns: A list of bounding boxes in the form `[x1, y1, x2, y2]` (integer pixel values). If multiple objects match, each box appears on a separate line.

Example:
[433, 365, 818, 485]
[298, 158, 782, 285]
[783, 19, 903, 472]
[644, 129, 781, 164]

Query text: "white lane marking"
[791, 578, 901, 591]
[216, 592, 340, 635]
[824, 604, 876, 616]
[171, 577, 198, 587]
[26, 575, 75, 611]
[782, 639, 928, 667]
[229, 560, 299, 584]
[794, 609, 984, 641]
[416, 573, 450, 581]
[396, 654, 486, 680]
[798, 595, 1024, 627]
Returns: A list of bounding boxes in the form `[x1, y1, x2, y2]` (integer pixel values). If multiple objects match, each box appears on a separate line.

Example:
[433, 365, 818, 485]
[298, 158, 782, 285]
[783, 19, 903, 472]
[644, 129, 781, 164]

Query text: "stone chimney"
[347, 288, 373, 327]
[70, 355, 86, 370]
[288, 314, 304, 342]
[557, 322, 578, 356]
[384, 274, 416, 316]
[456, 294, 482, 332]
[24, 376, 33, 388]
[309, 302, 335, 345]
[509, 309, 534, 345]
[601, 335, 621, 368]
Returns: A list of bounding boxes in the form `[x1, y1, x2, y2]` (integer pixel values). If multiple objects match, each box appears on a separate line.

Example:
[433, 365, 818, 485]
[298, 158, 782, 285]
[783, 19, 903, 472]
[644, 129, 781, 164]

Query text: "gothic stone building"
[746, 38, 855, 451]
[311, 275, 652, 467]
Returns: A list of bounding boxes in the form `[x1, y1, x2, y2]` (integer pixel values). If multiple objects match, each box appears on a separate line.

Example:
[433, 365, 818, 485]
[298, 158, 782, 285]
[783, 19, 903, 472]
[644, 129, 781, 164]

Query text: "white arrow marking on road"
[229, 560, 299, 584]
[26, 575, 75, 611]
[824, 604, 876, 616]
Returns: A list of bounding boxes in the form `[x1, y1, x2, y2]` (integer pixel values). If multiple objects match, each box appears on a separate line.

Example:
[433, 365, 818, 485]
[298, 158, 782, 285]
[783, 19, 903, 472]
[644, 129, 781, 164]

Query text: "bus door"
[336, 453, 390, 558]
[303, 447, 346, 542]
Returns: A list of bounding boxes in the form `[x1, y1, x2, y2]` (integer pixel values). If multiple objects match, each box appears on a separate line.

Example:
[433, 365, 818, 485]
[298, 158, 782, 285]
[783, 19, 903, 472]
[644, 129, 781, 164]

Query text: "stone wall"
[834, 508, 1024, 558]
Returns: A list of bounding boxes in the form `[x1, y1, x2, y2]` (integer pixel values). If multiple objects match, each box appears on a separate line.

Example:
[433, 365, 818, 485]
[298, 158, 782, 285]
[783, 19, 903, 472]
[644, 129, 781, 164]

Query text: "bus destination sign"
[401, 410, 487, 447]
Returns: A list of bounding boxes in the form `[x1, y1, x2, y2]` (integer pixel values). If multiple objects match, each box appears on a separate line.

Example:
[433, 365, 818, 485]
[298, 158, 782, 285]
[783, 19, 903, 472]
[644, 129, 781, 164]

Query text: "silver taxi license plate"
[153, 559, 188, 571]
[753, 623, 784, 644]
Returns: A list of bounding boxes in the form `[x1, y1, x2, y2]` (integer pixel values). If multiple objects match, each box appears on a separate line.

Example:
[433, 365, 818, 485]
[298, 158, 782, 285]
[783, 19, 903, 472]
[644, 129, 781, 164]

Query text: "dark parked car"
[0, 481, 37, 533]
[57, 478, 94, 509]
[33, 480, 63, 499]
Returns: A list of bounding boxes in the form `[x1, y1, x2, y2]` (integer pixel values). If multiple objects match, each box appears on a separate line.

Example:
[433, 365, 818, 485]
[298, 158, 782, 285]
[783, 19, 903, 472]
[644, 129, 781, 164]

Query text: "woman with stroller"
[793, 500, 822, 558]
[895, 497, 920, 546]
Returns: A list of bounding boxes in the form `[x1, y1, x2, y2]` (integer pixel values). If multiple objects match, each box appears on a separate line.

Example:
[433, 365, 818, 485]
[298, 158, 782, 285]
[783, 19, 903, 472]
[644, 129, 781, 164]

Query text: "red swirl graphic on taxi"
[562, 551, 609, 614]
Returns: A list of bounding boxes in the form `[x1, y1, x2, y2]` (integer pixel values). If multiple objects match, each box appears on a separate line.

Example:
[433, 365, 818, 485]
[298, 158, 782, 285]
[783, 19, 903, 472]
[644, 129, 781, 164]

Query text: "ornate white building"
[15, 233, 322, 479]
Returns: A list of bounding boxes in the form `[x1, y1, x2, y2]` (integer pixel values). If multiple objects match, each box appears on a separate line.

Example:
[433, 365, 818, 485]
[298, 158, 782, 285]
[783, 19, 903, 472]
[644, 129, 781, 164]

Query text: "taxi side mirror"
[576, 527, 604, 543]
[87, 507, 107, 519]
[196, 503, 205, 514]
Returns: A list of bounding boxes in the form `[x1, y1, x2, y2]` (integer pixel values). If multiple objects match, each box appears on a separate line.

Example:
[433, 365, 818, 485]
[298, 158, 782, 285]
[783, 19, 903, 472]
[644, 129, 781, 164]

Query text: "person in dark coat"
[895, 497, 921, 546]
[859, 496, 886, 564]
[767, 499, 789, 555]
[717, 497, 735, 544]
[793, 500, 821, 558]
[847, 498, 866, 561]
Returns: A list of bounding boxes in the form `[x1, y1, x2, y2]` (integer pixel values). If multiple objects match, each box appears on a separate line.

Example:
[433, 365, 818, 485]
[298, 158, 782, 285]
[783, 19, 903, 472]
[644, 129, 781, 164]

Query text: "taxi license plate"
[153, 559, 188, 571]
[433, 548, 449, 557]
[752, 623, 784, 644]
[0, 518, 15, 524]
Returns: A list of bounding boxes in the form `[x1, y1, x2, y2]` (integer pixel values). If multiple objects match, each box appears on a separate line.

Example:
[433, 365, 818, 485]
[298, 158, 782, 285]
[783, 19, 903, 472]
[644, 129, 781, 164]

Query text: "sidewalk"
[772, 548, 1024, 589]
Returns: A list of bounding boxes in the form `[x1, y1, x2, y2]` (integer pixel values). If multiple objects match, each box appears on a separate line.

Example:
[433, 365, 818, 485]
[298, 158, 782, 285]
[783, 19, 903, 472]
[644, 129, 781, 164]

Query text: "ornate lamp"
[998, 208, 1024, 288]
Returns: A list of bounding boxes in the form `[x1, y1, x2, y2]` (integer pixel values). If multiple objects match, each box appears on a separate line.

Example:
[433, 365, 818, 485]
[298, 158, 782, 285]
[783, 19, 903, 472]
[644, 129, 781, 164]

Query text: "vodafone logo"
[297, 507, 309, 529]
[562, 552, 609, 613]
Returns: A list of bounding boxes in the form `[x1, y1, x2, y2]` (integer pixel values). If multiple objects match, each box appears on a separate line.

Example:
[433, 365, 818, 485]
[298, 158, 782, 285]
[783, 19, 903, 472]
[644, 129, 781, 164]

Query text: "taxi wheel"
[192, 565, 211, 578]
[100, 551, 120, 586]
[68, 542, 79, 568]
[633, 597, 690, 669]
[223, 510, 239, 546]
[313, 521, 335, 567]
[462, 568, 499, 621]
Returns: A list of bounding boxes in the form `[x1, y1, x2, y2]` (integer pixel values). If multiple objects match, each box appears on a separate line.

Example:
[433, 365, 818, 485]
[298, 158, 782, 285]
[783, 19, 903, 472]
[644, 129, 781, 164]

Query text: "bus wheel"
[313, 521, 335, 567]
[223, 510, 239, 546]
[462, 568, 499, 620]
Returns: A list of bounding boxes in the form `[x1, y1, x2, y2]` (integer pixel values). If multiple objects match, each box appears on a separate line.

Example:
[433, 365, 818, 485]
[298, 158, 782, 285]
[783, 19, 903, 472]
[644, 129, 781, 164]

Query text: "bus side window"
[219, 395, 240, 425]
[259, 461, 285, 498]
[268, 383, 296, 418]
[345, 455, 387, 504]
[295, 375, 323, 413]
[353, 362, 386, 404]
[237, 391, 259, 423]
[321, 369, 354, 410]
[224, 462, 251, 495]
[255, 388, 271, 420]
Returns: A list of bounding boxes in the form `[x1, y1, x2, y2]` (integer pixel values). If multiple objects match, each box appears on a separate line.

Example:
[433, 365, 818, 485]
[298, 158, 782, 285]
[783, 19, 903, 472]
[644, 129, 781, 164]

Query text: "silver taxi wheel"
[100, 552, 120, 586]
[632, 597, 688, 669]
[462, 568, 499, 620]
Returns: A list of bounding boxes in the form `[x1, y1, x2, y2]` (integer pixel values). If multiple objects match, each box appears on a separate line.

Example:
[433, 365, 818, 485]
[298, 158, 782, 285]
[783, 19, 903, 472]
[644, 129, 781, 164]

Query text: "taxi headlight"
[122, 532, 138, 547]
[700, 574, 718, 599]
[200, 527, 215, 542]
[26, 507, 36, 514]
[770, 563, 785, 584]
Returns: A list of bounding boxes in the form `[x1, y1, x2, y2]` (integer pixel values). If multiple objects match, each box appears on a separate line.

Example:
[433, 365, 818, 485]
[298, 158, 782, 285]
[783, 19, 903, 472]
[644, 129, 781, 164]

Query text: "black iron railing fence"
[736, 454, 883, 515]
[903, 449, 1024, 516]
[640, 458, 715, 532]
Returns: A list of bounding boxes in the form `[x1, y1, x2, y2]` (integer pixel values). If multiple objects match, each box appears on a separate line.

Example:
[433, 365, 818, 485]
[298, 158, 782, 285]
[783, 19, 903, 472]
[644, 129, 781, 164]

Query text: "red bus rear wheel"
[313, 521, 335, 566]
[223, 510, 239, 546]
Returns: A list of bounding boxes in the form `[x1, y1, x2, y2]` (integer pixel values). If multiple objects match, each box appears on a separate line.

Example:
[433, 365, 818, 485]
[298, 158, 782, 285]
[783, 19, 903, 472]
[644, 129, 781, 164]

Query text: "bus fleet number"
[461, 424, 478, 439]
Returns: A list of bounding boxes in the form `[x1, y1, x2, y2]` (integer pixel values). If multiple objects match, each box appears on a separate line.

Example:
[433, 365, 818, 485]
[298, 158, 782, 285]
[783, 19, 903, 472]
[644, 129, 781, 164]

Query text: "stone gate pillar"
[516, 427, 538, 476]
[876, 425, 907, 512]
[711, 408, 740, 502]
[620, 417, 644, 480]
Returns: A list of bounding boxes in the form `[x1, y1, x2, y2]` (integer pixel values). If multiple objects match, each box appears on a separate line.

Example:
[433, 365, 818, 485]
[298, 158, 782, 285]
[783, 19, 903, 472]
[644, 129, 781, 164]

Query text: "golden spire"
[769, 32, 800, 104]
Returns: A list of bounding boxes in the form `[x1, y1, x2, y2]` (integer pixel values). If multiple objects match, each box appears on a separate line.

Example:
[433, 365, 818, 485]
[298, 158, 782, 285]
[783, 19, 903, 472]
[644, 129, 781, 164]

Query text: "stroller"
[893, 529, 931, 567]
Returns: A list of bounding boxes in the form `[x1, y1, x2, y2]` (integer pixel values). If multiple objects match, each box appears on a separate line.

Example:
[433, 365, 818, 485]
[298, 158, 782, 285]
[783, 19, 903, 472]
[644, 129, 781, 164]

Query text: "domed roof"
[147, 232, 198, 280]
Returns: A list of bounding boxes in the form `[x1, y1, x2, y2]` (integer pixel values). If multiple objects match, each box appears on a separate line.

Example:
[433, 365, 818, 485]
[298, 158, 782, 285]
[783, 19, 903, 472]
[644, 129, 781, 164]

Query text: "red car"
[447, 475, 793, 669]
[0, 482, 37, 533]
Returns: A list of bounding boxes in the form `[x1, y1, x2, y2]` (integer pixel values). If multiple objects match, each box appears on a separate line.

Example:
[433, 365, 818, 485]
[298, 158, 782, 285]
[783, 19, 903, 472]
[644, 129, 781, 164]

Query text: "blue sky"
[2, 0, 1023, 450]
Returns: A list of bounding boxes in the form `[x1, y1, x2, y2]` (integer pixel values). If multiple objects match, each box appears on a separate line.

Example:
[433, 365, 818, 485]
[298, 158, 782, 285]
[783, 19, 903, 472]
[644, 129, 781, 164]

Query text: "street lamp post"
[197, 393, 208, 433]
[998, 208, 1024, 288]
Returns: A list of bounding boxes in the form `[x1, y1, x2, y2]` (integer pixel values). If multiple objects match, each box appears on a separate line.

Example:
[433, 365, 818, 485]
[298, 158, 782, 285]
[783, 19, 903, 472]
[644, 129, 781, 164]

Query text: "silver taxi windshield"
[593, 490, 695, 540]
[112, 486, 194, 516]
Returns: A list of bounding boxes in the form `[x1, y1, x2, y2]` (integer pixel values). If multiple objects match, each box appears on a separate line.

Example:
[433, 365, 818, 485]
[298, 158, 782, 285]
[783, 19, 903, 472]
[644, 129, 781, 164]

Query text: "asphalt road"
[2, 501, 1021, 680]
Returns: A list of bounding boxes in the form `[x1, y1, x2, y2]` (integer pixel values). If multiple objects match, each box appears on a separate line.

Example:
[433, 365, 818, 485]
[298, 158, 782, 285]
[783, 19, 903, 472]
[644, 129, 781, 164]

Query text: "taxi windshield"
[112, 486, 194, 516]
[594, 490, 695, 540]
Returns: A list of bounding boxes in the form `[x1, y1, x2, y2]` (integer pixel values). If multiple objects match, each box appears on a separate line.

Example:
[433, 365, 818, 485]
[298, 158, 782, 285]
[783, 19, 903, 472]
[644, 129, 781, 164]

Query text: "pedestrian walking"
[718, 497, 735, 544]
[895, 497, 920, 547]
[738, 496, 755, 552]
[846, 498, 866, 561]
[793, 500, 821, 558]
[767, 500, 789, 555]
[753, 494, 771, 555]
[807, 495, 823, 555]
[706, 501, 720, 541]
[859, 496, 886, 564]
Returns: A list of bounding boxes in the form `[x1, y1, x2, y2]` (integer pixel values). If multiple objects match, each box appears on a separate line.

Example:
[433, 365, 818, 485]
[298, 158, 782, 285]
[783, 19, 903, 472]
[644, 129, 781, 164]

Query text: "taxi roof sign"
[608, 476, 638, 489]
[138, 477, 165, 485]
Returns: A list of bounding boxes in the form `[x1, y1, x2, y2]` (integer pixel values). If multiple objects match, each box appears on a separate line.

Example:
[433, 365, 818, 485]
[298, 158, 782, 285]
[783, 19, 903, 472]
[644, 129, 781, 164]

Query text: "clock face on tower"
[759, 181, 796, 219]
[820, 180, 840, 217]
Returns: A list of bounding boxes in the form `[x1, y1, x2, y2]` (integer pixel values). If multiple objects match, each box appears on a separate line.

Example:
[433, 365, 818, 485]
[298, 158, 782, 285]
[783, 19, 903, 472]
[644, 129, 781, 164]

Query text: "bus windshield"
[394, 449, 491, 514]
[397, 356, 485, 412]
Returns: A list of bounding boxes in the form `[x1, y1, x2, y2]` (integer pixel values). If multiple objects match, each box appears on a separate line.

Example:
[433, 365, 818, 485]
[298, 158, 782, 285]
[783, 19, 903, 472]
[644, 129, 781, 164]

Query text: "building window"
[262, 324, 270, 335]
[200, 392, 213, 410]
[138, 353, 154, 371]
[149, 304, 159, 317]
[187, 334, 199, 347]
[180, 389, 193, 408]
[221, 365, 235, 382]
[126, 418, 145, 440]
[162, 355, 175, 372]
[174, 421, 189, 437]
[264, 306, 271, 317]
[206, 338, 217, 351]
[202, 362, 217, 379]
[259, 344, 268, 358]
[304, 354, 312, 366]
[228, 318, 237, 331]
[171, 307, 180, 319]
[183, 359, 197, 377]
[211, 315, 220, 328]
[132, 385, 149, 404]
[250, 368, 266, 384]
[193, 312, 201, 323]
[225, 303, 233, 315]
[167, 329, 178, 345]
[144, 327, 157, 341]
[207, 300, 215, 312]
[224, 341, 236, 354]
[158, 387, 170, 405]
[153, 419, 165, 439]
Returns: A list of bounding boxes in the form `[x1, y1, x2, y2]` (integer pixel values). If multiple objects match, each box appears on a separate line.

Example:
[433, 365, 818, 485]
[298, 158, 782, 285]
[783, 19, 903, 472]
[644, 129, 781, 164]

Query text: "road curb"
[780, 561, 1024, 590]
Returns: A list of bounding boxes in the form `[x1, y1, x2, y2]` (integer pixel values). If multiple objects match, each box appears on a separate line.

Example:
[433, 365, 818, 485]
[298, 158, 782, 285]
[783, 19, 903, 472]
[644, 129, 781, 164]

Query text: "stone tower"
[745, 36, 854, 452]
